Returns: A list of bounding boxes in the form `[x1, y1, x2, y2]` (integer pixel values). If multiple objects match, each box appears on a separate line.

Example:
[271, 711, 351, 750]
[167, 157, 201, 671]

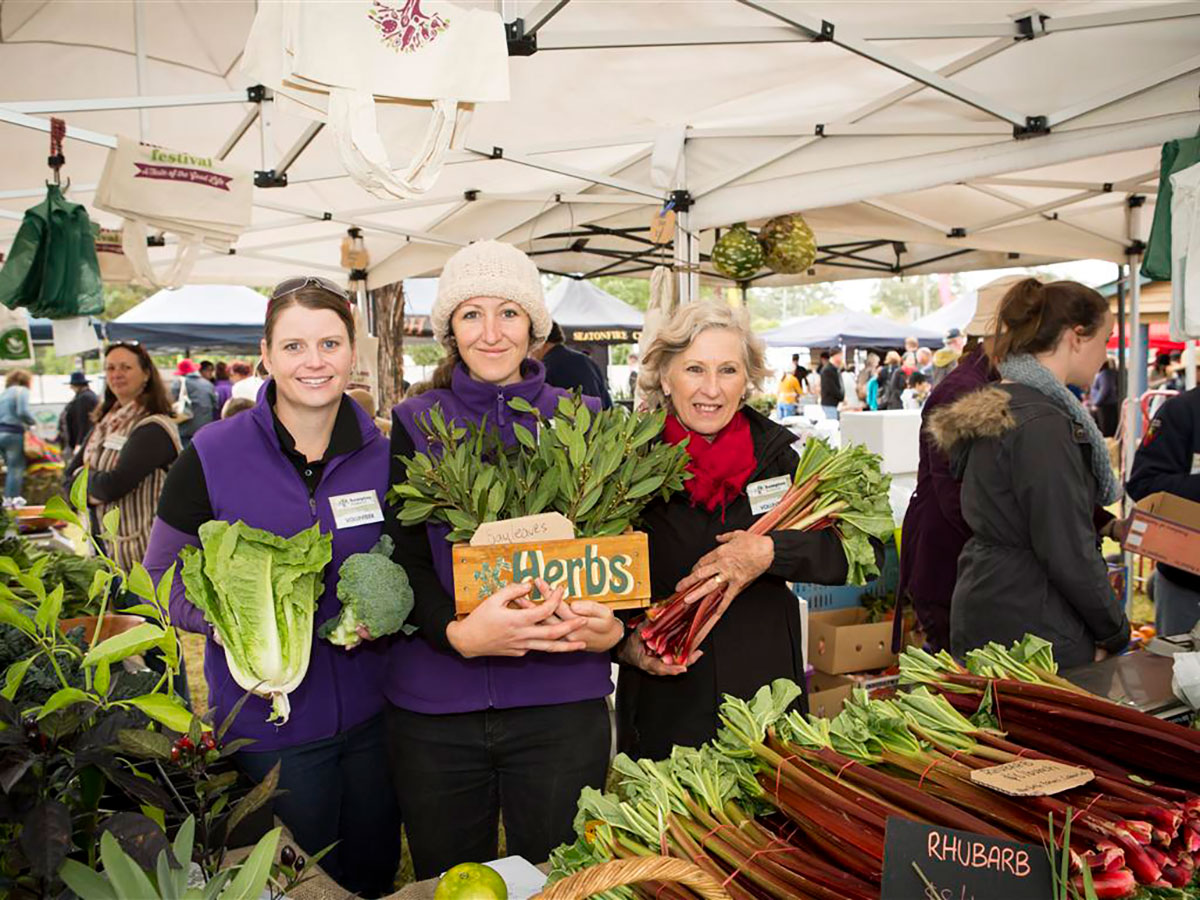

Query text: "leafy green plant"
[390, 394, 690, 540]
[59, 815, 281, 900]
[0, 469, 195, 897]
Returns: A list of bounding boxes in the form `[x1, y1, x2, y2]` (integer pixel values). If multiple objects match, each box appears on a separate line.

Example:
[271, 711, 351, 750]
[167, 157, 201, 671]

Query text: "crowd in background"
[773, 328, 965, 421]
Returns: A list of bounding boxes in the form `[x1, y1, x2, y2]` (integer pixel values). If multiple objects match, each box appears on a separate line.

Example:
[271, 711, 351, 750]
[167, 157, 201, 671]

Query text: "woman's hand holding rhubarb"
[675, 530, 774, 608]
[619, 630, 700, 676]
[446, 581, 586, 658]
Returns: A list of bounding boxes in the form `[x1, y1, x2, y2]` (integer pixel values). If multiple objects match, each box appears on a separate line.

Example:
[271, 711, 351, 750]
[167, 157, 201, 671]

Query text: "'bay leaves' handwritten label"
[469, 513, 575, 547]
[969, 759, 1094, 797]
[882, 818, 1052, 900]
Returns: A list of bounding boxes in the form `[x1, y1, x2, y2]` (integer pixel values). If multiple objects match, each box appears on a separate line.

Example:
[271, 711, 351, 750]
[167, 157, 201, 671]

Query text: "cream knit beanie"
[432, 241, 550, 349]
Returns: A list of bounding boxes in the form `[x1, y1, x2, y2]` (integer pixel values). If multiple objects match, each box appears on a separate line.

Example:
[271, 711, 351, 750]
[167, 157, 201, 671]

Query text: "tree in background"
[372, 280, 405, 411]
[746, 282, 837, 331]
[409, 343, 444, 366]
[870, 273, 964, 321]
[100, 283, 153, 321]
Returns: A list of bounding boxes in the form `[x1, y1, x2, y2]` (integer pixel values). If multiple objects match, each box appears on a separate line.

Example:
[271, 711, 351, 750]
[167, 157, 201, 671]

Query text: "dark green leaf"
[102, 765, 176, 812]
[117, 728, 175, 761]
[0, 746, 36, 792]
[217, 689, 256, 741]
[102, 811, 175, 871]
[21, 799, 72, 878]
[98, 830, 158, 899]
[196, 770, 239, 796]
[226, 759, 280, 839]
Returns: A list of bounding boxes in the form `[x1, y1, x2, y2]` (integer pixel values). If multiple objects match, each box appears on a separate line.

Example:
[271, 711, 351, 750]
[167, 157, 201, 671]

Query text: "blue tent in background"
[106, 285, 267, 348]
[28, 316, 102, 344]
[758, 310, 942, 349]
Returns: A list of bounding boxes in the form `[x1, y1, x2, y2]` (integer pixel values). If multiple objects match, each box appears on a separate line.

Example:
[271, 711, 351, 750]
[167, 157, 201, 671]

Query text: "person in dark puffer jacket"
[928, 279, 1130, 669]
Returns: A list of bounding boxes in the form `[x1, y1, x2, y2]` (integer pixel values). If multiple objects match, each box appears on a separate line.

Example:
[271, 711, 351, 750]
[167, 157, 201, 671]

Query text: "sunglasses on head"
[270, 275, 350, 305]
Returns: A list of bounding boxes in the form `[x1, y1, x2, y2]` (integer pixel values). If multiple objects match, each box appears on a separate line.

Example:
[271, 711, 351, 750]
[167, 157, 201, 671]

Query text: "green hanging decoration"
[759, 213, 818, 275]
[710, 222, 764, 280]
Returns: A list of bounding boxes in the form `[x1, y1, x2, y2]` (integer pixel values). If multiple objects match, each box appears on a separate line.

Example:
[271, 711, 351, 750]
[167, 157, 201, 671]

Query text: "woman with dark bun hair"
[927, 279, 1130, 668]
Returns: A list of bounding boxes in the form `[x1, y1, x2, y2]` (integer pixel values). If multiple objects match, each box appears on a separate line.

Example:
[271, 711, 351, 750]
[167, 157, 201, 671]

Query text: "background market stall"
[0, 1, 1197, 466]
[105, 283, 267, 350]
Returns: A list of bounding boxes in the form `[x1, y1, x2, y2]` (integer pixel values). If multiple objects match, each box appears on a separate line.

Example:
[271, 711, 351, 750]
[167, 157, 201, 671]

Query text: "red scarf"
[663, 410, 757, 517]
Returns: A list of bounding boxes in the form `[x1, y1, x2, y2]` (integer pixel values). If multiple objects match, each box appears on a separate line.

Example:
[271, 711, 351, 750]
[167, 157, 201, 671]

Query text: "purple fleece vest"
[188, 397, 392, 749]
[385, 360, 613, 713]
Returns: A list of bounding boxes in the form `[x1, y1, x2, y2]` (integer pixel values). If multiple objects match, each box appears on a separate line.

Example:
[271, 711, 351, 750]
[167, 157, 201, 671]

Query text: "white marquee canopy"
[0, 0, 1198, 298]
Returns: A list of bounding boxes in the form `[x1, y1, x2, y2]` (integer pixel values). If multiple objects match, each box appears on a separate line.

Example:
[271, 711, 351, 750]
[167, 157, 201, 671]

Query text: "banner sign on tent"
[561, 327, 643, 344]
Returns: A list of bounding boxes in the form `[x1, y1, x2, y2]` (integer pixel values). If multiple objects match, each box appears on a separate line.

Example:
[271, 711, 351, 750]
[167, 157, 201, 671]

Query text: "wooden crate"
[452, 532, 651, 616]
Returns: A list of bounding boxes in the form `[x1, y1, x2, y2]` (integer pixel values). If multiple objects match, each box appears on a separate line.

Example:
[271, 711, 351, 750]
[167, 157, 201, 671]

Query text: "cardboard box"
[452, 532, 652, 616]
[808, 671, 855, 718]
[808, 608, 898, 675]
[1123, 492, 1200, 577]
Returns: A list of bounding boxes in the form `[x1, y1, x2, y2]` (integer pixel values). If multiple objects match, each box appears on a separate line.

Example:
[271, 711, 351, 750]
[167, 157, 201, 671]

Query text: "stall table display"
[541, 635, 1200, 900]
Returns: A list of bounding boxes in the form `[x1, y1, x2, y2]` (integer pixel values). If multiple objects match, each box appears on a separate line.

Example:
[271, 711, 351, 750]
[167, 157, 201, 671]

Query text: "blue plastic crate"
[792, 541, 899, 612]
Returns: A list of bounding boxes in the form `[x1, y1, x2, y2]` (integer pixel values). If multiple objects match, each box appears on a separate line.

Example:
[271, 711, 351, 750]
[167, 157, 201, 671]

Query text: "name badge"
[329, 490, 384, 529]
[102, 435, 128, 452]
[1192, 453, 1200, 476]
[747, 475, 791, 516]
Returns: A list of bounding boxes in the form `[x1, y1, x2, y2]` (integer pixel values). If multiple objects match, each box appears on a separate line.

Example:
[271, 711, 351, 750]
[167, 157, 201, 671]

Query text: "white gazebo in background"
[1, 0, 1198, 462]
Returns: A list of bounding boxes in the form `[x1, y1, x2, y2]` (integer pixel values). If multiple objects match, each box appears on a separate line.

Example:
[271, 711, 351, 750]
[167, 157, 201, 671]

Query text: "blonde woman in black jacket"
[928, 279, 1129, 669]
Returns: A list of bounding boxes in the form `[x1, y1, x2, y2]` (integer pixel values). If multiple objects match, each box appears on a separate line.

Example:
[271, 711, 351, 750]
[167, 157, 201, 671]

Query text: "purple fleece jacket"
[143, 393, 392, 751]
[383, 360, 614, 713]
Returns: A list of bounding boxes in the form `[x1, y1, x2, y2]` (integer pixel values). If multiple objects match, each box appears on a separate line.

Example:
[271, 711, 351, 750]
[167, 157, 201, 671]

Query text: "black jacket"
[819, 363, 844, 408]
[1127, 386, 1200, 593]
[60, 387, 98, 452]
[541, 343, 612, 409]
[929, 384, 1129, 669]
[616, 408, 857, 761]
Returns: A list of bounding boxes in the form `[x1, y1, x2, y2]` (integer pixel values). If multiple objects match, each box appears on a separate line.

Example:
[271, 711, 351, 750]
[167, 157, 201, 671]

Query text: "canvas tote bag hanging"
[242, 0, 509, 200]
[93, 137, 253, 288]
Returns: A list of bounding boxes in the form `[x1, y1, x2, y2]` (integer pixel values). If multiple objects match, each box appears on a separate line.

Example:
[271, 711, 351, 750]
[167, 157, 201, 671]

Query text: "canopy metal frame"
[0, 0, 1197, 429]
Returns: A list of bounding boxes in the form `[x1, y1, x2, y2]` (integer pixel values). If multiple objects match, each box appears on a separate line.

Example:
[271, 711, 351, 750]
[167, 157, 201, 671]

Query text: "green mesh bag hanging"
[711, 222, 764, 280]
[759, 213, 818, 275]
[0, 184, 104, 319]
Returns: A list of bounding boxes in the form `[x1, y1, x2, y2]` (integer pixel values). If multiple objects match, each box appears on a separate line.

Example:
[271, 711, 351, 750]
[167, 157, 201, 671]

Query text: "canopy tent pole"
[1116, 262, 1127, 416]
[1124, 195, 1147, 489]
[1186, 342, 1198, 390]
[133, 0, 149, 139]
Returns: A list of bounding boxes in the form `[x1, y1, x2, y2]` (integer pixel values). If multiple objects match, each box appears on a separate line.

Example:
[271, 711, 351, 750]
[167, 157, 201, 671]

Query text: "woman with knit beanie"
[382, 241, 622, 878]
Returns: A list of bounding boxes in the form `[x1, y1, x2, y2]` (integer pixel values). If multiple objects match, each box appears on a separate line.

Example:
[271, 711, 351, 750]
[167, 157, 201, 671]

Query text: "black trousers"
[385, 699, 610, 880]
[237, 714, 402, 898]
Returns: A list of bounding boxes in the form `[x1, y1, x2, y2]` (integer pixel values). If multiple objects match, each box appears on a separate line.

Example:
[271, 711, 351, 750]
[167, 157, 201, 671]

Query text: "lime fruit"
[433, 863, 508, 900]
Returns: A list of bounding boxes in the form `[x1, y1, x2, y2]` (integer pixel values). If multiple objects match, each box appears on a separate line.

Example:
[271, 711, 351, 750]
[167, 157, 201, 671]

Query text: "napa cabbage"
[180, 520, 332, 724]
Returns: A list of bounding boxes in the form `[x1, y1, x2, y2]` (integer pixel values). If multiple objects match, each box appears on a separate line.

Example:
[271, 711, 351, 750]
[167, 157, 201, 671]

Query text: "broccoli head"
[318, 535, 416, 648]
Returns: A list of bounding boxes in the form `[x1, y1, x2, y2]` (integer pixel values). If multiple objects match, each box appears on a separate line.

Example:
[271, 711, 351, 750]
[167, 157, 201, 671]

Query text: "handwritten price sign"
[881, 818, 1052, 900]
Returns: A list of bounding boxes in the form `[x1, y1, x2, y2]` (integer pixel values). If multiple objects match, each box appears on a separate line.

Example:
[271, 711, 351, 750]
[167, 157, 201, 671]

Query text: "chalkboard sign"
[881, 818, 1053, 900]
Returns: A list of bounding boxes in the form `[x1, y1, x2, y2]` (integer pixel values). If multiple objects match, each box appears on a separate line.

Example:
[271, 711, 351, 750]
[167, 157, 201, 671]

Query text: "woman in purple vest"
[382, 241, 623, 878]
[143, 277, 401, 897]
